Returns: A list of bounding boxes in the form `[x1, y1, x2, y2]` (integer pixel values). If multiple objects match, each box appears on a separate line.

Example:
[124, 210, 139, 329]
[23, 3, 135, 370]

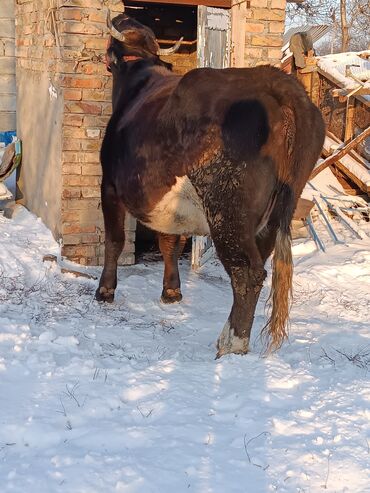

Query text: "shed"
[12, 0, 296, 266]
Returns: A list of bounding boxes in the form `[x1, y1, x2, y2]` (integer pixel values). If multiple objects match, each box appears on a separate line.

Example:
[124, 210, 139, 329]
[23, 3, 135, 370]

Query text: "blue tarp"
[0, 131, 17, 146]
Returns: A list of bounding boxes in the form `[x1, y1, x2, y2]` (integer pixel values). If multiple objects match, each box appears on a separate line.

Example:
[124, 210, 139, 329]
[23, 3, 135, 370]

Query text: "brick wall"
[0, 1, 16, 131]
[244, 0, 286, 67]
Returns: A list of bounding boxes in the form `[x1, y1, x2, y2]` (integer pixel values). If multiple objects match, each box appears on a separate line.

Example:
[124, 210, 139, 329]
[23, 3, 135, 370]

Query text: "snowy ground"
[0, 206, 369, 493]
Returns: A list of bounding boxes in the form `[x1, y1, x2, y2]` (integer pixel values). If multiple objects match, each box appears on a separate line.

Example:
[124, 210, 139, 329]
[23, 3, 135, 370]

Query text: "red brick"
[61, 21, 102, 35]
[65, 101, 102, 115]
[253, 9, 285, 21]
[62, 244, 97, 257]
[62, 223, 97, 235]
[82, 187, 101, 198]
[63, 198, 100, 210]
[63, 175, 101, 187]
[82, 152, 100, 164]
[62, 188, 82, 199]
[251, 35, 282, 47]
[59, 9, 83, 21]
[270, 0, 286, 9]
[62, 76, 102, 89]
[81, 140, 101, 151]
[84, 115, 110, 127]
[62, 211, 80, 222]
[80, 62, 107, 76]
[88, 11, 107, 23]
[245, 22, 265, 34]
[63, 234, 81, 245]
[63, 127, 86, 139]
[82, 89, 111, 102]
[64, 88, 82, 101]
[64, 114, 84, 127]
[81, 233, 100, 243]
[269, 21, 285, 34]
[85, 38, 109, 50]
[63, 138, 81, 151]
[83, 164, 101, 175]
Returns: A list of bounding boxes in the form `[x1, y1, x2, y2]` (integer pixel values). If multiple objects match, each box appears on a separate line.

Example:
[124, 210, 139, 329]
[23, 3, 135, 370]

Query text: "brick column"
[245, 0, 286, 67]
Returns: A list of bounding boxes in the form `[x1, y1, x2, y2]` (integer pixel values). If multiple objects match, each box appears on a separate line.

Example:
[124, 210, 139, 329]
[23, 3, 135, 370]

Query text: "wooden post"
[344, 96, 355, 142]
[297, 53, 318, 100]
[230, 0, 247, 68]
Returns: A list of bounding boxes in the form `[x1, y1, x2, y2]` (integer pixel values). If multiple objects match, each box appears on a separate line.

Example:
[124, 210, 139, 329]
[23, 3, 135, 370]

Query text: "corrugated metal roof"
[283, 24, 332, 47]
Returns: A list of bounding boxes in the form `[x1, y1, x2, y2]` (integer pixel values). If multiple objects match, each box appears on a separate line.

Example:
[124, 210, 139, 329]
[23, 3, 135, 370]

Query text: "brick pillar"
[58, 0, 135, 266]
[246, 0, 286, 67]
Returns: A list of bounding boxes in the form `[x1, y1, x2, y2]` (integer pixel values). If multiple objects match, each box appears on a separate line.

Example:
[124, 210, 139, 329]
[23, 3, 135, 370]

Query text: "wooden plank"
[129, 0, 232, 8]
[332, 87, 370, 97]
[326, 130, 370, 170]
[310, 126, 370, 179]
[334, 161, 370, 194]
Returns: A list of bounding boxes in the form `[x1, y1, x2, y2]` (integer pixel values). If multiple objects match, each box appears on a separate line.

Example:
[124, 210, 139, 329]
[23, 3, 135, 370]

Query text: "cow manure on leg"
[161, 288, 182, 304]
[95, 286, 115, 303]
[216, 320, 249, 358]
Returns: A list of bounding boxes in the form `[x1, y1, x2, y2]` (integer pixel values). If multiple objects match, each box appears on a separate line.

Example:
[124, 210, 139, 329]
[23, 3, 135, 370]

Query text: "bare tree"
[287, 0, 370, 53]
[340, 0, 349, 51]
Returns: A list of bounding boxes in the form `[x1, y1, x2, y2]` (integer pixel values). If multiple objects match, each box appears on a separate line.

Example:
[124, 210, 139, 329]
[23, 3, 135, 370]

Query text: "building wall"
[231, 0, 286, 68]
[16, 0, 63, 238]
[0, 1, 16, 131]
[245, 0, 286, 67]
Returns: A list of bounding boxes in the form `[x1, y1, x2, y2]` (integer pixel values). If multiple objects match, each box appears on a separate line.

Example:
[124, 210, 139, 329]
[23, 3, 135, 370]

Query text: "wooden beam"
[332, 87, 370, 98]
[326, 130, 370, 170]
[310, 126, 370, 179]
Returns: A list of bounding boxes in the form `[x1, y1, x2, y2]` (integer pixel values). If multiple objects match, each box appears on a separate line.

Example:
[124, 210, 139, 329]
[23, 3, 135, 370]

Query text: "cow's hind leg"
[214, 236, 266, 358]
[96, 181, 125, 303]
[158, 233, 186, 303]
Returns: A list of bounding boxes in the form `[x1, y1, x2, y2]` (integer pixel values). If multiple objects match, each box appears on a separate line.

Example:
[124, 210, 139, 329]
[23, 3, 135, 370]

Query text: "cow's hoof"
[95, 286, 115, 303]
[161, 288, 182, 304]
[216, 321, 249, 358]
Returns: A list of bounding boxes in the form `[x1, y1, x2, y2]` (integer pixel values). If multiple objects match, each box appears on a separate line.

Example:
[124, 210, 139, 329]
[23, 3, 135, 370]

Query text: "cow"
[96, 13, 325, 357]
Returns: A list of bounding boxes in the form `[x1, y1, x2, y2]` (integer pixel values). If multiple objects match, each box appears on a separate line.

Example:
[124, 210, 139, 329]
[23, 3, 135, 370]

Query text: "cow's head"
[106, 12, 182, 71]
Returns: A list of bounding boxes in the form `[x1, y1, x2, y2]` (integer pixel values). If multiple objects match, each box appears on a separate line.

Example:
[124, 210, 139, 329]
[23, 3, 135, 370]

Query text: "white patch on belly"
[141, 176, 210, 236]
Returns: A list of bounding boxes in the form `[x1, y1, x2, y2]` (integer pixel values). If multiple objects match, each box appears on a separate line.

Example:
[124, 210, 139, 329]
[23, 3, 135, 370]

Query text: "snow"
[317, 51, 370, 101]
[1, 205, 370, 493]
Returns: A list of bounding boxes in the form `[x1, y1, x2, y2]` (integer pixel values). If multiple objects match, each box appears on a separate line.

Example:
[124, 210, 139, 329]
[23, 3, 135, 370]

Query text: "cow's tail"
[264, 104, 297, 352]
[264, 183, 294, 352]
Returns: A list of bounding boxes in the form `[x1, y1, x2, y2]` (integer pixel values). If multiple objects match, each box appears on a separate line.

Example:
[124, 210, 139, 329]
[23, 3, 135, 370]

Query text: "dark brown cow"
[96, 13, 325, 357]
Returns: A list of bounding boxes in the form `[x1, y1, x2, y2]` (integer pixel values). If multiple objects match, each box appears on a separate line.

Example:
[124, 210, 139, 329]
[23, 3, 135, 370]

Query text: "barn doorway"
[124, 1, 198, 262]
[123, 1, 231, 265]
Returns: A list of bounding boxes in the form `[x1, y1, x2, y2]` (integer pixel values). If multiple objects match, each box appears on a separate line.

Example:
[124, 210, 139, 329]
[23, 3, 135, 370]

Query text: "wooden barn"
[6, 0, 300, 266]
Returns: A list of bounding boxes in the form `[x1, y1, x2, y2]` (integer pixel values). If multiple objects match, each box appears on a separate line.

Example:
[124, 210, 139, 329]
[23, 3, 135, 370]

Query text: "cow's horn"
[106, 10, 126, 42]
[158, 37, 183, 55]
